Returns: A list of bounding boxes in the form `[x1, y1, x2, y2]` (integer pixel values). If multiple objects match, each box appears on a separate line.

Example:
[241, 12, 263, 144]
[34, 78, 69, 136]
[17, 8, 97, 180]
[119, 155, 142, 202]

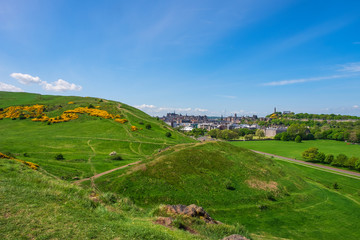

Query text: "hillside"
[95, 141, 360, 239]
[0, 91, 194, 180]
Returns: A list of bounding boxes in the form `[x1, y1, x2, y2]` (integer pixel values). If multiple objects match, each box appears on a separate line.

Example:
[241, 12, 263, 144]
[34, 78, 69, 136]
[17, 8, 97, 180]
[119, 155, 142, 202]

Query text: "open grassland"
[0, 159, 250, 240]
[95, 142, 360, 240]
[230, 140, 360, 160]
[0, 92, 193, 180]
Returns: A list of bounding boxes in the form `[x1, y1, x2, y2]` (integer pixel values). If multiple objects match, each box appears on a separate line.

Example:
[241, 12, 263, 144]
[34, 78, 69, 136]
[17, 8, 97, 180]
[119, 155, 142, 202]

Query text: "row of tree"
[302, 147, 360, 171]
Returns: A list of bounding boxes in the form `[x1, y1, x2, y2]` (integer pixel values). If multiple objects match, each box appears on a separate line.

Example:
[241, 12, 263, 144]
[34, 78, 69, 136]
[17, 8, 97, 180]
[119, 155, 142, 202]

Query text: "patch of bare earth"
[246, 179, 278, 192]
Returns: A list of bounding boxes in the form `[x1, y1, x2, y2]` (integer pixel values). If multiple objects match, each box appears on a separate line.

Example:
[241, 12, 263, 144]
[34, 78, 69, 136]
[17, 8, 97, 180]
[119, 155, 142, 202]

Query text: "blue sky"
[0, 0, 359, 117]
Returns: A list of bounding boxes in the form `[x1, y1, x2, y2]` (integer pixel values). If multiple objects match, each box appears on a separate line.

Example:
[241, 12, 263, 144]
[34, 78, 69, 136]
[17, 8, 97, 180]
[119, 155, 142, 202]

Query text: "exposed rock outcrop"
[164, 204, 219, 224]
[221, 234, 250, 240]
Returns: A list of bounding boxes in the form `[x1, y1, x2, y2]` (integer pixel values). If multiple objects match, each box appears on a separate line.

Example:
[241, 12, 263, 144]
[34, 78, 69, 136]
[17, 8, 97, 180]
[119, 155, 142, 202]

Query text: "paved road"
[74, 160, 142, 184]
[251, 150, 360, 179]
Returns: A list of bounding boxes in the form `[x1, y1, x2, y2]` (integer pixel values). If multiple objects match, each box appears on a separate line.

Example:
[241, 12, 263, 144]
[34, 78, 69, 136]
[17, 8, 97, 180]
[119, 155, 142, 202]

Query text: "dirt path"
[251, 150, 360, 179]
[74, 160, 142, 184]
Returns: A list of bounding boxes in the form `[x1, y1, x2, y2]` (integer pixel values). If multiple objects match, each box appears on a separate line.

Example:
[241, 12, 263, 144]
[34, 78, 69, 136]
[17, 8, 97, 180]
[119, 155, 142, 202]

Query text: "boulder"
[221, 234, 250, 240]
[109, 151, 117, 156]
[164, 204, 219, 224]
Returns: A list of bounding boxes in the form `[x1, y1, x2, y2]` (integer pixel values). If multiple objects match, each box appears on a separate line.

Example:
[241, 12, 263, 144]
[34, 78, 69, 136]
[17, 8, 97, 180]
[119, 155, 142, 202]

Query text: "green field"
[230, 140, 360, 160]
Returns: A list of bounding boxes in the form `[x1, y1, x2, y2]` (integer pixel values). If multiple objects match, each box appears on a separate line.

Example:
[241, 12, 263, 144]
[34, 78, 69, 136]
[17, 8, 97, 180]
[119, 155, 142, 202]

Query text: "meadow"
[230, 139, 360, 160]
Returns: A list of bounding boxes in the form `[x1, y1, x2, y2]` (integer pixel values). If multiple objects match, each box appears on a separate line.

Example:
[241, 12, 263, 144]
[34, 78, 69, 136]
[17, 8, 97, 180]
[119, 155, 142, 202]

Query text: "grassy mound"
[96, 141, 360, 239]
[0, 91, 194, 180]
[0, 159, 251, 239]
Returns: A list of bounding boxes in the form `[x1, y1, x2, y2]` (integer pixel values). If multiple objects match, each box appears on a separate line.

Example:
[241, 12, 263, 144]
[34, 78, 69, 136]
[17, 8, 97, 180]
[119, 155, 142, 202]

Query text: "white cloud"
[353, 105, 359, 109]
[10, 72, 41, 84]
[194, 108, 208, 112]
[9, 72, 82, 92]
[135, 104, 208, 115]
[340, 62, 360, 72]
[262, 74, 350, 86]
[0, 82, 24, 92]
[135, 104, 156, 109]
[41, 79, 82, 92]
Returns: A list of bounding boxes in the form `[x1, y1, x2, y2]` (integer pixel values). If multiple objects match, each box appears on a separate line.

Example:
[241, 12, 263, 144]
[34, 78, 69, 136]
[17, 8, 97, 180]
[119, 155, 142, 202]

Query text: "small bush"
[88, 104, 95, 109]
[111, 155, 123, 160]
[145, 124, 151, 129]
[295, 135, 302, 143]
[333, 182, 339, 189]
[23, 153, 30, 157]
[55, 154, 65, 160]
[139, 121, 144, 125]
[165, 132, 172, 138]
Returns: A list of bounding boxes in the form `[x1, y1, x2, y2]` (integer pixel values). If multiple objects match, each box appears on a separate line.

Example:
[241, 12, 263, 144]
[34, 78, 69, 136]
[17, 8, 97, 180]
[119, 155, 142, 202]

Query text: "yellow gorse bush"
[0, 104, 45, 119]
[2, 104, 136, 130]
[115, 118, 128, 124]
[0, 152, 39, 170]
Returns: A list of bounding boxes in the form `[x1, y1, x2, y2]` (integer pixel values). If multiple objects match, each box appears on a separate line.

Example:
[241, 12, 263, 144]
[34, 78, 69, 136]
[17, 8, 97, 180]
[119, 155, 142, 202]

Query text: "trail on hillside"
[87, 140, 97, 189]
[252, 150, 360, 179]
[74, 160, 141, 184]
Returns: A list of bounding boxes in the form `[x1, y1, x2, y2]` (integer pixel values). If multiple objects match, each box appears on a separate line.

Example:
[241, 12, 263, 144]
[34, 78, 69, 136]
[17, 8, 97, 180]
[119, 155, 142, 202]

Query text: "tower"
[274, 107, 276, 113]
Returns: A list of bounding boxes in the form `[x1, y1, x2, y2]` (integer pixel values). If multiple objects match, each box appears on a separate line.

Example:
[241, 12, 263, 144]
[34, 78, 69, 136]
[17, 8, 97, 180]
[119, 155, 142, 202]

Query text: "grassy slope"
[0, 91, 194, 180]
[95, 141, 360, 240]
[230, 140, 360, 160]
[0, 159, 216, 240]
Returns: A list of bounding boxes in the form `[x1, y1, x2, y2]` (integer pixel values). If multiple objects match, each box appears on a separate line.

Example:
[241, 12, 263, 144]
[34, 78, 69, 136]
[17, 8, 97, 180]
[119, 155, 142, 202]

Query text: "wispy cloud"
[339, 62, 360, 72]
[216, 95, 237, 99]
[10, 72, 82, 92]
[353, 42, 360, 45]
[136, 104, 208, 115]
[261, 74, 350, 86]
[0, 82, 24, 92]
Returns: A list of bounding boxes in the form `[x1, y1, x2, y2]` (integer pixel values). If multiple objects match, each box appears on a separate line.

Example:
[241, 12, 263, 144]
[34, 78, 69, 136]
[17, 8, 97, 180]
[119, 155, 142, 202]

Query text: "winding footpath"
[74, 160, 142, 184]
[251, 150, 360, 179]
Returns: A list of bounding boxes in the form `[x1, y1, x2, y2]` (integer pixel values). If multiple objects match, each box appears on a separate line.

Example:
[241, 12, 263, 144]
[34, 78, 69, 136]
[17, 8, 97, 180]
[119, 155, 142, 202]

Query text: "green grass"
[1, 159, 249, 240]
[0, 92, 194, 180]
[95, 141, 360, 240]
[230, 139, 360, 160]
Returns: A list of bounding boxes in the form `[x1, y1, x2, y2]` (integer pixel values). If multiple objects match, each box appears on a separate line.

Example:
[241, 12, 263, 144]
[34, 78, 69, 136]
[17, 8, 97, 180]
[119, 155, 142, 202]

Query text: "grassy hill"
[95, 141, 360, 239]
[0, 91, 194, 180]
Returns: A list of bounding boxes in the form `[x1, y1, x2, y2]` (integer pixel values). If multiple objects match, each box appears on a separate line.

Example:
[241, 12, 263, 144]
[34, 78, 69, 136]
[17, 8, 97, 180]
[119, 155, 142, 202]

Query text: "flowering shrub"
[0, 104, 45, 119]
[115, 118, 128, 124]
[0, 152, 39, 170]
[131, 126, 138, 131]
[2, 105, 128, 125]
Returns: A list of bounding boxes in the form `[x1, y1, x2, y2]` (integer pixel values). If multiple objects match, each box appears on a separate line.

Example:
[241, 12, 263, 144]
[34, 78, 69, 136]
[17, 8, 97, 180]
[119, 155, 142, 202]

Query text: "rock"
[154, 217, 173, 227]
[221, 234, 250, 240]
[109, 151, 117, 156]
[164, 204, 218, 224]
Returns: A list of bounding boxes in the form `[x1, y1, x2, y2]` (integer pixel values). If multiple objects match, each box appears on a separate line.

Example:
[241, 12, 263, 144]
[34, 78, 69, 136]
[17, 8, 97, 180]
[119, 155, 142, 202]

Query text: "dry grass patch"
[246, 179, 278, 192]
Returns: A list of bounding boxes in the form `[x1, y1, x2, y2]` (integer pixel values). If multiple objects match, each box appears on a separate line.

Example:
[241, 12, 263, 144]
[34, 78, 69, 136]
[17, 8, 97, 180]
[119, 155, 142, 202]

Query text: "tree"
[244, 134, 254, 141]
[324, 154, 334, 164]
[145, 124, 151, 130]
[208, 129, 220, 138]
[281, 132, 291, 141]
[355, 158, 360, 171]
[344, 156, 358, 169]
[316, 152, 326, 163]
[255, 129, 265, 139]
[295, 135, 302, 143]
[331, 154, 348, 167]
[165, 132, 172, 138]
[302, 147, 319, 161]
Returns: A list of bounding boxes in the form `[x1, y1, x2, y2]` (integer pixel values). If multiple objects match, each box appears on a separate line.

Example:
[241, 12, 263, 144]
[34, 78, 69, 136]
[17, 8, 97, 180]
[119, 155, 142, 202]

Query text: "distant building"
[283, 111, 291, 114]
[265, 127, 287, 137]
